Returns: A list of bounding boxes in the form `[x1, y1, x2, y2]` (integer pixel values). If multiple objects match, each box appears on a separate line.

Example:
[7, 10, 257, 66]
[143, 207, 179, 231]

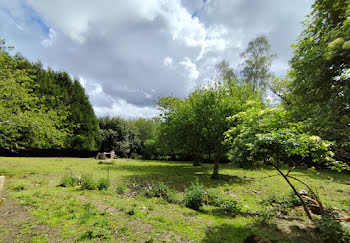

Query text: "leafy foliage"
[80, 174, 97, 190]
[157, 81, 261, 175]
[116, 184, 128, 194]
[60, 173, 79, 187]
[225, 107, 338, 169]
[143, 181, 170, 199]
[31, 64, 101, 151]
[240, 35, 276, 92]
[99, 117, 141, 157]
[97, 178, 109, 191]
[317, 213, 350, 243]
[289, 0, 350, 160]
[0, 40, 101, 151]
[0, 41, 69, 150]
[183, 180, 205, 210]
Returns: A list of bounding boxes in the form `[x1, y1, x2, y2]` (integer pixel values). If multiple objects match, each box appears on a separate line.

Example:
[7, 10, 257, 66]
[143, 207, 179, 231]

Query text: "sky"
[0, 0, 313, 119]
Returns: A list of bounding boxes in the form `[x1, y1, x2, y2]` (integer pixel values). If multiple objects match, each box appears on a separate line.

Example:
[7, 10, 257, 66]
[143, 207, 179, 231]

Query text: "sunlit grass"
[0, 157, 349, 242]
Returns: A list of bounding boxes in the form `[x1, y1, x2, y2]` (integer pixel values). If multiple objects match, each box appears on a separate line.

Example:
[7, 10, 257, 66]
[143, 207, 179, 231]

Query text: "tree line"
[0, 42, 101, 153]
[0, 45, 158, 157]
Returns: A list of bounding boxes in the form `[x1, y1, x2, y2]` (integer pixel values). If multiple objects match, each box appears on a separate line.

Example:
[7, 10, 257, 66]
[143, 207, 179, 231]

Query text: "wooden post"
[0, 176, 5, 206]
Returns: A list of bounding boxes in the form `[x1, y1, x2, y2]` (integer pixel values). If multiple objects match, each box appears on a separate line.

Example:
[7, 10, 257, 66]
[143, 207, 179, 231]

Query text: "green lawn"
[0, 157, 349, 242]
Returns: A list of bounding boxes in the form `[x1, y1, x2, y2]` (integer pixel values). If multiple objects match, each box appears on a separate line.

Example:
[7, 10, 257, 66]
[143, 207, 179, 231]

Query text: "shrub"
[183, 180, 205, 210]
[220, 199, 242, 213]
[97, 178, 109, 191]
[317, 213, 350, 243]
[166, 190, 181, 204]
[142, 181, 181, 204]
[204, 189, 224, 206]
[204, 189, 242, 213]
[116, 184, 128, 194]
[81, 174, 97, 190]
[143, 181, 169, 199]
[130, 153, 142, 160]
[60, 173, 78, 187]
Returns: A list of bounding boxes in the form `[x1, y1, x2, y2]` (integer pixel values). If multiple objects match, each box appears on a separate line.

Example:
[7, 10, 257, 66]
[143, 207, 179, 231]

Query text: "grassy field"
[0, 157, 349, 242]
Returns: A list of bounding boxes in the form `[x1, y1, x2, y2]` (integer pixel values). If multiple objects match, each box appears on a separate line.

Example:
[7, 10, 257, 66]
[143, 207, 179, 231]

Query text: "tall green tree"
[128, 118, 157, 142]
[0, 40, 68, 150]
[240, 35, 276, 92]
[30, 64, 101, 151]
[99, 117, 141, 157]
[215, 60, 237, 86]
[289, 0, 350, 161]
[157, 81, 261, 177]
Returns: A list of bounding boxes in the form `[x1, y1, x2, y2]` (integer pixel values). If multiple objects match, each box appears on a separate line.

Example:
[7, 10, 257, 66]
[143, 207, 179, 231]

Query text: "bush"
[204, 189, 224, 206]
[116, 184, 128, 194]
[183, 180, 205, 210]
[166, 190, 181, 204]
[220, 199, 242, 213]
[317, 213, 350, 243]
[143, 181, 169, 199]
[81, 174, 97, 190]
[97, 178, 109, 191]
[204, 189, 242, 213]
[142, 181, 181, 204]
[130, 153, 142, 160]
[60, 173, 78, 187]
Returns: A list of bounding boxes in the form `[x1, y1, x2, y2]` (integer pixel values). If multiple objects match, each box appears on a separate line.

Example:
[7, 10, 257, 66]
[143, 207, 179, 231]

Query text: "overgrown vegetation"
[1, 157, 349, 242]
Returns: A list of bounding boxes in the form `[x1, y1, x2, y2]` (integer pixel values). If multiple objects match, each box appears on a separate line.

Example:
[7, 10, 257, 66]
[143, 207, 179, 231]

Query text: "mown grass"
[0, 157, 349, 242]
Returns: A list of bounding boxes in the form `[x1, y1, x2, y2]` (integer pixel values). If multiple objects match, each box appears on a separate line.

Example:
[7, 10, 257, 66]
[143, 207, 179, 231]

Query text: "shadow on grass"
[103, 161, 252, 191]
[200, 222, 321, 243]
[289, 168, 350, 185]
[200, 223, 253, 243]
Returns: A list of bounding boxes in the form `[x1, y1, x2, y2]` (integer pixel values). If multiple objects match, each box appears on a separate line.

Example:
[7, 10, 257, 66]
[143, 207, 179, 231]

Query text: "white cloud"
[179, 57, 199, 90]
[179, 57, 199, 81]
[0, 0, 313, 118]
[94, 99, 159, 119]
[41, 28, 56, 47]
[163, 57, 173, 68]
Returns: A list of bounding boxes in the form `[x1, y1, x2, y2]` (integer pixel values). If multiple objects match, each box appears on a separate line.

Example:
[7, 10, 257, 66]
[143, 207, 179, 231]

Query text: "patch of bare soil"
[79, 195, 122, 217]
[78, 195, 160, 241]
[275, 215, 321, 243]
[0, 187, 66, 242]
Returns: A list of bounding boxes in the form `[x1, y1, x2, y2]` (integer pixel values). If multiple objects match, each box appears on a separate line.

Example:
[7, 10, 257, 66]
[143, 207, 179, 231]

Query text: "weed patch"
[80, 174, 97, 190]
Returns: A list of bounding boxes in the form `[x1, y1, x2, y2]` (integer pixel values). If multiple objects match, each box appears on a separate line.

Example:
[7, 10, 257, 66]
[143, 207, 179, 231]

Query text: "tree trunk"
[287, 175, 324, 215]
[273, 165, 313, 220]
[211, 155, 220, 179]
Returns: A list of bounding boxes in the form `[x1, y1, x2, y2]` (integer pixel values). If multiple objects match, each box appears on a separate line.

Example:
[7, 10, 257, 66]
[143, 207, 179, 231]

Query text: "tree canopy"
[240, 35, 276, 92]
[0, 40, 101, 152]
[0, 40, 68, 150]
[157, 80, 261, 177]
[289, 0, 350, 161]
